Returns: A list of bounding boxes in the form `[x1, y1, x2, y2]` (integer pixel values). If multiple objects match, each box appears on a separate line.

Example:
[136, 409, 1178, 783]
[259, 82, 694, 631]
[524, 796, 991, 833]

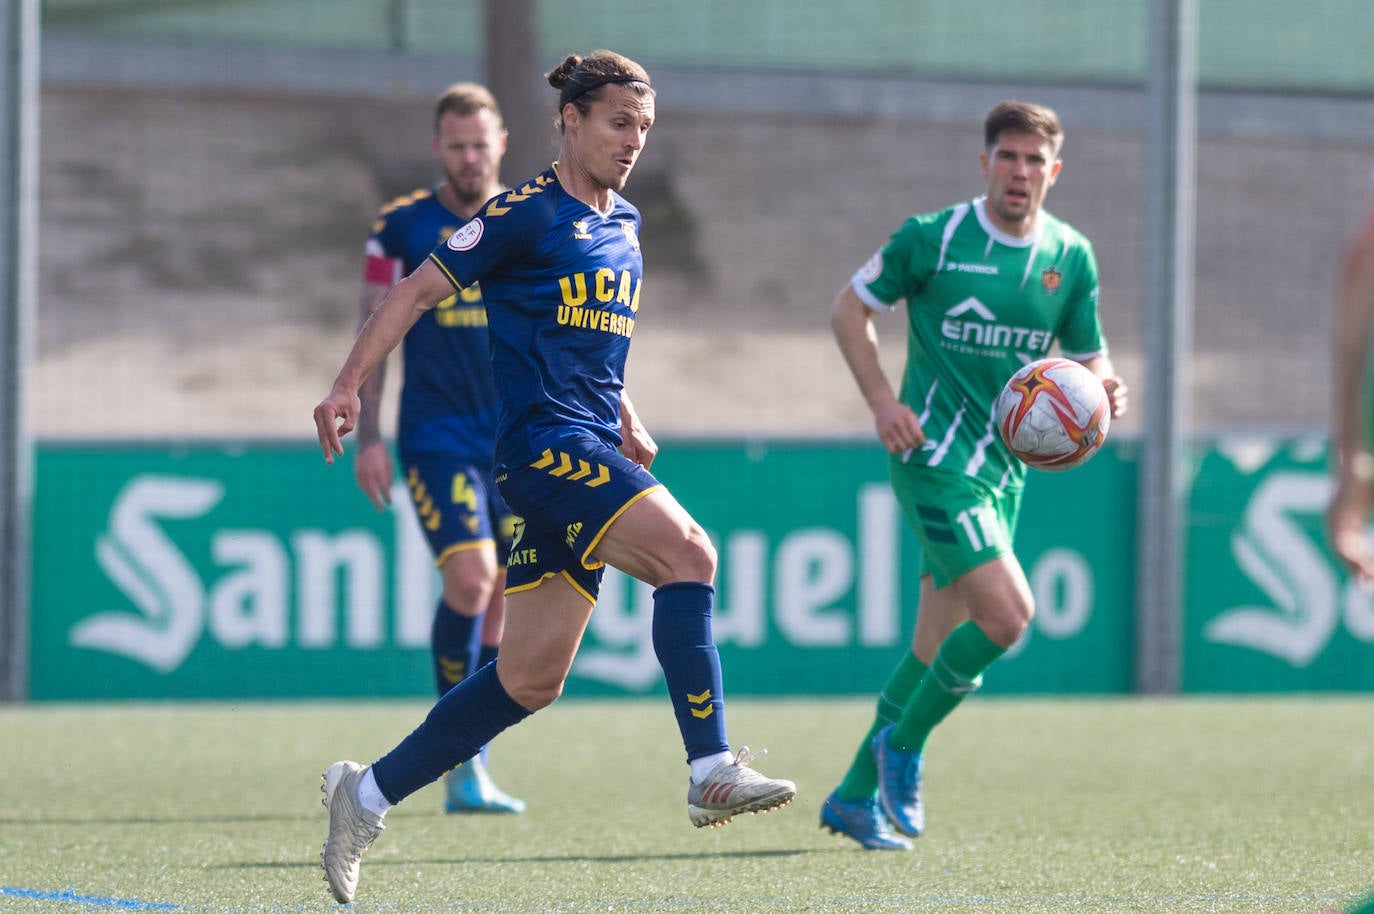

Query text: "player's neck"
[552, 160, 613, 215]
[437, 181, 503, 220]
[989, 211, 1038, 238]
[977, 196, 1040, 240]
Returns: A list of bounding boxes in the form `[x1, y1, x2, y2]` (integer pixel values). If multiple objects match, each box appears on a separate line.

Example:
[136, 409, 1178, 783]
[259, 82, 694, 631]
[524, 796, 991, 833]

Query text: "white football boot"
[686, 747, 796, 828]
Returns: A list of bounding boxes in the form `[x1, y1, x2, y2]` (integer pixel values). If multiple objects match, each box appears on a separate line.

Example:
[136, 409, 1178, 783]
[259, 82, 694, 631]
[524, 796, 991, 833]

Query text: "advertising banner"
[30, 440, 1136, 699]
[1184, 436, 1374, 691]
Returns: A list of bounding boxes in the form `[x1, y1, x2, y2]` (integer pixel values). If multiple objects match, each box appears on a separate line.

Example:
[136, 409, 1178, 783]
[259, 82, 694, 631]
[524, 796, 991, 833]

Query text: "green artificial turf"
[2, 696, 1370, 912]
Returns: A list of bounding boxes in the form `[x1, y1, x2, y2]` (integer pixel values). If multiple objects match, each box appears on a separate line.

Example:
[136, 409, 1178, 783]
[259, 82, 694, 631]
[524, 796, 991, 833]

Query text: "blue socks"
[476, 643, 499, 764]
[373, 582, 729, 802]
[477, 643, 500, 671]
[651, 582, 729, 763]
[431, 600, 479, 697]
[370, 661, 530, 804]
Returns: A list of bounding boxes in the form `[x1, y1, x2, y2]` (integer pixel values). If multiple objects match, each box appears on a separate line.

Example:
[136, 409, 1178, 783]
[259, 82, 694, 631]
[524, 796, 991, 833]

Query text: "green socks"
[834, 622, 1009, 800]
[835, 651, 928, 800]
[888, 621, 1006, 753]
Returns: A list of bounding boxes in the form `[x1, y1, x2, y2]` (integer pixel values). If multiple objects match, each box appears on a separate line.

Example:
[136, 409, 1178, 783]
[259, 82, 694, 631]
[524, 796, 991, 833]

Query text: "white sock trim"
[689, 750, 733, 783]
[358, 767, 392, 817]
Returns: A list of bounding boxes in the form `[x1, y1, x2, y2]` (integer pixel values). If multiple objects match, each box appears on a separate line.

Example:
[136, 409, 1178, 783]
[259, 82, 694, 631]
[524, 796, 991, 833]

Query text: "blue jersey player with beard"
[353, 82, 524, 817]
[312, 50, 796, 905]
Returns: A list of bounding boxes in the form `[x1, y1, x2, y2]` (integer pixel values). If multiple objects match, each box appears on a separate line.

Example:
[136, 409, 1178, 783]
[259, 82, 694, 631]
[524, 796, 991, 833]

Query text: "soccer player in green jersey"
[1327, 189, 1374, 583]
[822, 100, 1129, 850]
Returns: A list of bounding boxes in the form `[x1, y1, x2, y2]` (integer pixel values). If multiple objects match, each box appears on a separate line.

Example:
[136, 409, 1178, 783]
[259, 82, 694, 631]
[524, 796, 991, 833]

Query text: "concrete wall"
[36, 84, 1374, 439]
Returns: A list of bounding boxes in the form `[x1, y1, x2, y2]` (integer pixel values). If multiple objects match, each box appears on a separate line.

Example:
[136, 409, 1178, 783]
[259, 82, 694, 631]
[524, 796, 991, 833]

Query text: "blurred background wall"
[34, 0, 1374, 439]
[12, 0, 1374, 700]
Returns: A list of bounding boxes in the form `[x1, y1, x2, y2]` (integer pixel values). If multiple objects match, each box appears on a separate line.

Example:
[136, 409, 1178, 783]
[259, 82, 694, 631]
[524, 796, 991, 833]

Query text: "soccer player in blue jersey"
[1328, 188, 1374, 584]
[351, 82, 524, 815]
[312, 50, 796, 904]
[822, 101, 1128, 850]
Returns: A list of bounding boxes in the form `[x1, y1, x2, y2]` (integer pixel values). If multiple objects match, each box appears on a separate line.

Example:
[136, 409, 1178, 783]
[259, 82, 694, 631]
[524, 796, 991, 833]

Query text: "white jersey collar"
[972, 196, 1038, 248]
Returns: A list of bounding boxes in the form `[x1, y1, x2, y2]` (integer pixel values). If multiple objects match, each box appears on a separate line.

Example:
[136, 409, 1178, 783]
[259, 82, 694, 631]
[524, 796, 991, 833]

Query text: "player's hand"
[620, 414, 658, 469]
[874, 400, 924, 454]
[1103, 376, 1129, 419]
[353, 440, 394, 510]
[1328, 475, 1374, 585]
[619, 392, 658, 469]
[313, 388, 360, 465]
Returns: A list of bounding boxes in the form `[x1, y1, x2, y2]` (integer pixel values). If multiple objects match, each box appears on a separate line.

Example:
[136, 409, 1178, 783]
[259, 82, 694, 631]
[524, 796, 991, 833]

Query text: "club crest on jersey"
[572, 219, 592, 240]
[447, 218, 483, 251]
[620, 220, 640, 251]
[1041, 266, 1062, 294]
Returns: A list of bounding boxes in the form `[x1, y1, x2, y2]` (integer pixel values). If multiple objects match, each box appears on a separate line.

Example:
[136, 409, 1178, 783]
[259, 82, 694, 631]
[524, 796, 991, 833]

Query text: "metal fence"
[7, 0, 1374, 698]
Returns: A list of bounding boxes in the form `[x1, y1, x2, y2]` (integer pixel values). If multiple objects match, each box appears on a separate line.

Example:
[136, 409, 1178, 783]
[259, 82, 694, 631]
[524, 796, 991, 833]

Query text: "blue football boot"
[871, 724, 925, 837]
[443, 756, 526, 814]
[819, 790, 913, 850]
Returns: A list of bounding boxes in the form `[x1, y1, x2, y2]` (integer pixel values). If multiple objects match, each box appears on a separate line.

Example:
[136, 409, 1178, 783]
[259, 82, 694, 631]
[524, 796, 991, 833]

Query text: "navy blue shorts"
[400, 451, 516, 567]
[496, 431, 663, 602]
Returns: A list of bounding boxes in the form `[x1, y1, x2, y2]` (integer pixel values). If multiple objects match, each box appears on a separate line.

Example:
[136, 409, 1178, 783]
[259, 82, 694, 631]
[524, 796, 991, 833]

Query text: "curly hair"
[545, 50, 654, 130]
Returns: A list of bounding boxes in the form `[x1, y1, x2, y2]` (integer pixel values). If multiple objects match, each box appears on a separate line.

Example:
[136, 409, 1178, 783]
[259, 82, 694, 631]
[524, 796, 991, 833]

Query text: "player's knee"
[674, 523, 717, 582]
[500, 667, 565, 711]
[441, 567, 496, 615]
[622, 519, 717, 587]
[974, 598, 1034, 648]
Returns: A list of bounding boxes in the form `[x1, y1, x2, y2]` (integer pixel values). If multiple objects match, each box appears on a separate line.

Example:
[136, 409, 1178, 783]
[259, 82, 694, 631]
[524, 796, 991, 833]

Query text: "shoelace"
[732, 746, 767, 769]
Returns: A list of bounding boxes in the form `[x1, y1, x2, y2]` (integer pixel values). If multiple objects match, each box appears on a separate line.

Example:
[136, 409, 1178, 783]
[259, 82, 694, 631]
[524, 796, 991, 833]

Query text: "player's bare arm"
[352, 282, 395, 508]
[1076, 354, 1129, 420]
[830, 283, 924, 454]
[314, 260, 454, 464]
[1327, 204, 1374, 582]
[618, 391, 657, 469]
[1332, 208, 1374, 478]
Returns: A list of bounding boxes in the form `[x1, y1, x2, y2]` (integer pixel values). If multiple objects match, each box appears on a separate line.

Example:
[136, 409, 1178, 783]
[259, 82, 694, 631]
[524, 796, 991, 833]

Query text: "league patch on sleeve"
[447, 218, 484, 251]
[856, 251, 883, 284]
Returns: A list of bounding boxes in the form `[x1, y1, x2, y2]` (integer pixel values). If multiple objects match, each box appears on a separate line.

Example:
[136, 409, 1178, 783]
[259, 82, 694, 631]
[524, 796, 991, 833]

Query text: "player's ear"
[561, 102, 580, 132]
[1047, 158, 1063, 186]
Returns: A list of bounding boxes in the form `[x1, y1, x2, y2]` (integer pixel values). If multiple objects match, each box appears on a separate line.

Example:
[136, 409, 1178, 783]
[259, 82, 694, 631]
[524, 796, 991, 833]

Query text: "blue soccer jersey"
[367, 187, 501, 461]
[427, 165, 643, 466]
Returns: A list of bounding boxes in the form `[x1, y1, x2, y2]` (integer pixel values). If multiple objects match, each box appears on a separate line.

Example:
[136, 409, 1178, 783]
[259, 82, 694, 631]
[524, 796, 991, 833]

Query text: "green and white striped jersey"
[852, 196, 1108, 489]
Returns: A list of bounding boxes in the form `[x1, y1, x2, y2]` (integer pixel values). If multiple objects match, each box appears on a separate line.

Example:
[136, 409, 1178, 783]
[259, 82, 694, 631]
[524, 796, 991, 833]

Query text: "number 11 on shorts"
[955, 506, 1006, 553]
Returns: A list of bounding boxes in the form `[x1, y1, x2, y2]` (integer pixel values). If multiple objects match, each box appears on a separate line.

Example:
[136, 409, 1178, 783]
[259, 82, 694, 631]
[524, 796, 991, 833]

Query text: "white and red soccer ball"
[994, 357, 1110, 472]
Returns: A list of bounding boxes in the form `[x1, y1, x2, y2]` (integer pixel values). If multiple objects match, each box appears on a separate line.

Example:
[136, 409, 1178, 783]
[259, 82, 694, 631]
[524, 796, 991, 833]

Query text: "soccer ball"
[994, 357, 1110, 472]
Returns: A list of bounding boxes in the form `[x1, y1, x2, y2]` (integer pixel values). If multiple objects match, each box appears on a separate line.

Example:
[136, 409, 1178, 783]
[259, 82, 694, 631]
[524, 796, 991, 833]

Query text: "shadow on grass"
[215, 847, 835, 870]
[1, 813, 316, 826]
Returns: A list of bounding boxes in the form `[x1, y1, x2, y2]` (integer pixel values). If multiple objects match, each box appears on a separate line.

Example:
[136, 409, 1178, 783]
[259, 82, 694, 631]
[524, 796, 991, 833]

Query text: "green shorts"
[889, 457, 1023, 588]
